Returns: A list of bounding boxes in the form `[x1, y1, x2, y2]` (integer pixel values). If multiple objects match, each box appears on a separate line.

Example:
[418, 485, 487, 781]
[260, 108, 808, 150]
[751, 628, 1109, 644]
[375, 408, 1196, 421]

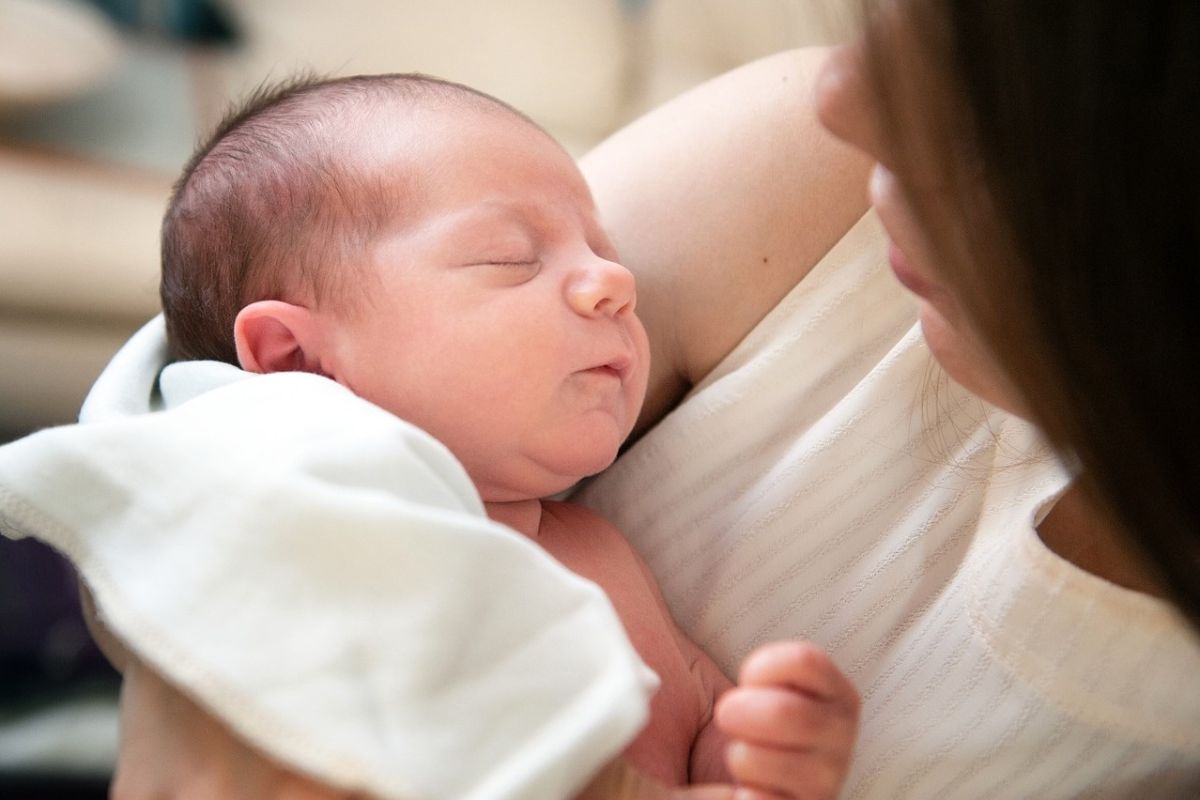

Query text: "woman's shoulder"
[581, 48, 873, 434]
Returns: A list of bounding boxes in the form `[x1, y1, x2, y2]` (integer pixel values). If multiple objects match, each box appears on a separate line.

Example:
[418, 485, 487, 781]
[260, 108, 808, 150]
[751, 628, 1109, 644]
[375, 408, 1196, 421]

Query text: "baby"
[160, 73, 858, 797]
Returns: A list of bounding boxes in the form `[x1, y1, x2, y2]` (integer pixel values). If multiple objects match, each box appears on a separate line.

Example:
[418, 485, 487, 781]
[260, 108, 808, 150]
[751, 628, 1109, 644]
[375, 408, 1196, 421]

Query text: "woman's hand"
[110, 658, 353, 800]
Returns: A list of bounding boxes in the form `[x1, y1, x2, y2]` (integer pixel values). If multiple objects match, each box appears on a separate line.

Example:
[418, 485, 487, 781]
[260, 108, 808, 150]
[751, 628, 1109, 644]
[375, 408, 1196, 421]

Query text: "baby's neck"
[484, 499, 545, 539]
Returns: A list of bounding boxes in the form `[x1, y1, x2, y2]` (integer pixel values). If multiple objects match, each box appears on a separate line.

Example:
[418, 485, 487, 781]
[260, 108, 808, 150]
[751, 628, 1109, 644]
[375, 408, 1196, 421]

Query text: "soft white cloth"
[0, 316, 656, 800]
[578, 211, 1200, 797]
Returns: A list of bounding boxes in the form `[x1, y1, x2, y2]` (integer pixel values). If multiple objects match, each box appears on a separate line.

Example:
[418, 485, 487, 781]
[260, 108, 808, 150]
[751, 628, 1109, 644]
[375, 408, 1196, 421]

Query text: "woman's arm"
[111, 662, 732, 800]
[581, 47, 871, 434]
[78, 580, 130, 673]
[110, 658, 353, 800]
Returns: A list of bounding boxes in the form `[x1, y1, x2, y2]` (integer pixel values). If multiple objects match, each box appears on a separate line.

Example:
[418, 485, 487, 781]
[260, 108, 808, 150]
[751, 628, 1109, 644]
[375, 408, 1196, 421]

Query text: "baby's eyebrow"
[442, 202, 544, 241]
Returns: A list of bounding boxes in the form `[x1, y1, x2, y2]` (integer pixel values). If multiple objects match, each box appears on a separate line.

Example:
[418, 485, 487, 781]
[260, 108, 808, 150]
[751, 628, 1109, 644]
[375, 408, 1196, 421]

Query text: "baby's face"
[323, 105, 650, 501]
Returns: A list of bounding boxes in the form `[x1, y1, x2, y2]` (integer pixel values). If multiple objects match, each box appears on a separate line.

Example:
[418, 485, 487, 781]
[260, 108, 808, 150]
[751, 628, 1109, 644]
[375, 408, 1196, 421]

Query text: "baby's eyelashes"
[486, 260, 540, 269]
[468, 259, 542, 284]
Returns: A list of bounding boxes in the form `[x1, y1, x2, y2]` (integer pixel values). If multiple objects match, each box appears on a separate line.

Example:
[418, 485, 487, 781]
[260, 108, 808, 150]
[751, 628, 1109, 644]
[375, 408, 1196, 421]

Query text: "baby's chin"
[477, 445, 621, 502]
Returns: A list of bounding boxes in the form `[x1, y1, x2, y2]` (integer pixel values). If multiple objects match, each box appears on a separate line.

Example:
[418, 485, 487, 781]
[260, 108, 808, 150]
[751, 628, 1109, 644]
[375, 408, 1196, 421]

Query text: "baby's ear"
[234, 301, 327, 375]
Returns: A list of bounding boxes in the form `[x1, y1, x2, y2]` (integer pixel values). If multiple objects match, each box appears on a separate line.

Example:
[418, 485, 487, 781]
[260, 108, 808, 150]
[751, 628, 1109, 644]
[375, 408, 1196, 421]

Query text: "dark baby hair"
[161, 72, 537, 364]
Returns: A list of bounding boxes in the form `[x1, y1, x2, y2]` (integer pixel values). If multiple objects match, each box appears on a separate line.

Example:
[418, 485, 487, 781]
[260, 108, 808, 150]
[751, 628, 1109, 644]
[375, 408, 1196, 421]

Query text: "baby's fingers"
[725, 741, 846, 800]
[576, 758, 736, 800]
[739, 642, 858, 716]
[716, 642, 860, 799]
[715, 687, 855, 800]
[715, 686, 855, 751]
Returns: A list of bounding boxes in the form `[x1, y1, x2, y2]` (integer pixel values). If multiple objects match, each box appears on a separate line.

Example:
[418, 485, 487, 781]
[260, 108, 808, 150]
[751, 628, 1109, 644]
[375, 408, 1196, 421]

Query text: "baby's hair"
[161, 72, 541, 364]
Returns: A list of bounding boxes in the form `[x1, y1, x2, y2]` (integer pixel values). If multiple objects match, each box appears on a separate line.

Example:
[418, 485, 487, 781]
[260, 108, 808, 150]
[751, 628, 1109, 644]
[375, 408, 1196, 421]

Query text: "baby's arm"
[715, 642, 860, 800]
[671, 630, 734, 784]
[678, 628, 859, 798]
[627, 543, 857, 794]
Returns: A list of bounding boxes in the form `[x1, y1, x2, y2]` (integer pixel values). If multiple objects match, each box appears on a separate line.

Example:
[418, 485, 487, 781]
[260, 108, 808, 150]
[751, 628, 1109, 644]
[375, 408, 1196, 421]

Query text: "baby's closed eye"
[466, 258, 542, 284]
[485, 259, 539, 268]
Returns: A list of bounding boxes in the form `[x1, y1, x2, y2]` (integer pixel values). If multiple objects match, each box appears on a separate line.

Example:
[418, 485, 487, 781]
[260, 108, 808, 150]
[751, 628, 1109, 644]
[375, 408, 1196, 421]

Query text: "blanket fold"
[0, 316, 654, 800]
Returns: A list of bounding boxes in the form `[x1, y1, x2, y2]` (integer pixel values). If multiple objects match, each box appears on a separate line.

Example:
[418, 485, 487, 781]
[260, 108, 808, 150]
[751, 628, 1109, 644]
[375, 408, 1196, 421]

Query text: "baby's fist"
[715, 641, 859, 800]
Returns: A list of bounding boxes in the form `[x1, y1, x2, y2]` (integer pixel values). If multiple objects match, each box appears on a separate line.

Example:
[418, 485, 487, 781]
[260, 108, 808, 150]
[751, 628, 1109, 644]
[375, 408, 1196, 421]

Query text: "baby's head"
[162, 73, 531, 365]
[162, 74, 649, 500]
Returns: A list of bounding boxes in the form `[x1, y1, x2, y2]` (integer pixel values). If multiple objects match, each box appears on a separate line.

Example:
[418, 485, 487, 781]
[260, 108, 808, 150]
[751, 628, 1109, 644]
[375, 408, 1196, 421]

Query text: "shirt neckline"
[966, 423, 1200, 753]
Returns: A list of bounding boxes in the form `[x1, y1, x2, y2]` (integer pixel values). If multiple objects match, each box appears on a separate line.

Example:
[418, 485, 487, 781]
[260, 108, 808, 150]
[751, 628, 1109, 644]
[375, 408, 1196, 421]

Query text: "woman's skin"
[813, 34, 1164, 600]
[579, 48, 872, 436]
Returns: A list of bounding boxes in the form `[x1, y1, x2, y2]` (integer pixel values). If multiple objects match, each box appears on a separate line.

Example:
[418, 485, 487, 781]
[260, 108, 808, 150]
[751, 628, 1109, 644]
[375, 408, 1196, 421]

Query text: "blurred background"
[0, 1, 854, 795]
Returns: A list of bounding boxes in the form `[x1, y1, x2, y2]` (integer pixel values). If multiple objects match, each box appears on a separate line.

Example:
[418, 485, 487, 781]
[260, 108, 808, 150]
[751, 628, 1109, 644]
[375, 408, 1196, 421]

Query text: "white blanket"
[0, 316, 656, 800]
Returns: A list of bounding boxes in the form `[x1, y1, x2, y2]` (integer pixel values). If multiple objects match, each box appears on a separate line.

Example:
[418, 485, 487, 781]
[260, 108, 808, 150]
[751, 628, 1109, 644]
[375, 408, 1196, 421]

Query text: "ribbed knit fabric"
[578, 212, 1200, 798]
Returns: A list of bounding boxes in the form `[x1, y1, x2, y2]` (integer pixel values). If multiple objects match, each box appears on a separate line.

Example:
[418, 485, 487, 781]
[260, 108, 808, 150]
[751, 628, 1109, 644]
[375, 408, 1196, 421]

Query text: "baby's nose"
[567, 256, 637, 318]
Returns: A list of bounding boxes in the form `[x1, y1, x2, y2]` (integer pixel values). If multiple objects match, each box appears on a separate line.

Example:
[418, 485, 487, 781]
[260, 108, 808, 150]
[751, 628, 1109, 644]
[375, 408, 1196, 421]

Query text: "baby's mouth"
[589, 353, 633, 380]
[583, 364, 624, 380]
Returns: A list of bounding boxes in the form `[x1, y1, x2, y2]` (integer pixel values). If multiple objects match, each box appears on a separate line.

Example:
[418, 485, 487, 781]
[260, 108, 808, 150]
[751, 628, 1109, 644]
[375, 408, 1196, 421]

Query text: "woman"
[109, 2, 1199, 797]
[577, 3, 1198, 796]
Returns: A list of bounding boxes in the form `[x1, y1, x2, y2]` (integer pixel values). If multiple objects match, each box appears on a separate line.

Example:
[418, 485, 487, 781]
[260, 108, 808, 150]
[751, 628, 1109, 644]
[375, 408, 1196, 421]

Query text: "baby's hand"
[715, 642, 859, 800]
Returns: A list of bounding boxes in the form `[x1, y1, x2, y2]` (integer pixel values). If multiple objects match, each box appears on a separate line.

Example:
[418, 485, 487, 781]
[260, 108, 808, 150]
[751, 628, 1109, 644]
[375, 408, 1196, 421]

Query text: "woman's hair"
[862, 1, 1199, 625]
[160, 73, 538, 364]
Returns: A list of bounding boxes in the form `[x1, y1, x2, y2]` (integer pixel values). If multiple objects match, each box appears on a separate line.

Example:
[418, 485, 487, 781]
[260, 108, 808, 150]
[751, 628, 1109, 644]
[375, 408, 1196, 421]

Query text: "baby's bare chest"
[537, 502, 709, 784]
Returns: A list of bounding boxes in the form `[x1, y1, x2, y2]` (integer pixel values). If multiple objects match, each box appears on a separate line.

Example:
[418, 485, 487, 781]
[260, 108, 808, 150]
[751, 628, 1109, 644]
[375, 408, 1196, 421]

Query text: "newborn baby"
[160, 72, 858, 796]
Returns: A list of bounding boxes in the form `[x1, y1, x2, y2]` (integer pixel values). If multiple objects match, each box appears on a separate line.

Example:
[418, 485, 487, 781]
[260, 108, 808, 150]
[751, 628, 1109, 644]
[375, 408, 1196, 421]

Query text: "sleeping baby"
[159, 72, 858, 798]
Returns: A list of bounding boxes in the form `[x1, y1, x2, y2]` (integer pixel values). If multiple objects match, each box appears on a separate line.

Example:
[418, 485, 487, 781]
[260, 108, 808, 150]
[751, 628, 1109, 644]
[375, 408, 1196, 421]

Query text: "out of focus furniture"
[0, 0, 854, 435]
[0, 1, 854, 793]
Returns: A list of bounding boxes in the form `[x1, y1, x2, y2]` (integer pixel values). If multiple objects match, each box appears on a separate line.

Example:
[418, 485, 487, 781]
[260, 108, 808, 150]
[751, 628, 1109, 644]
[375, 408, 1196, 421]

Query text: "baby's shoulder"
[539, 499, 624, 536]
[536, 500, 644, 572]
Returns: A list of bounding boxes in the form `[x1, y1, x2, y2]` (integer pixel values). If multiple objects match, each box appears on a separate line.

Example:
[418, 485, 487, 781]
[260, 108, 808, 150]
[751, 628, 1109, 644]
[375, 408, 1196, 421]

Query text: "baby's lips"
[603, 353, 634, 378]
[580, 363, 624, 381]
[578, 349, 634, 379]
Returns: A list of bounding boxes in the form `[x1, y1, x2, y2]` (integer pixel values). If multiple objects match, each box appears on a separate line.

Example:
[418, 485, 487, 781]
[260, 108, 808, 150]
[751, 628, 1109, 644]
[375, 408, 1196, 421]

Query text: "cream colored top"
[578, 211, 1200, 798]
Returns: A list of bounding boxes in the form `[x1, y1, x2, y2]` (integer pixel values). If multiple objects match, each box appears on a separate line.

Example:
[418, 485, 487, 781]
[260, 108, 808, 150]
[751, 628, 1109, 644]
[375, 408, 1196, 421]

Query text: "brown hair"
[161, 73, 539, 364]
[863, 1, 1200, 625]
